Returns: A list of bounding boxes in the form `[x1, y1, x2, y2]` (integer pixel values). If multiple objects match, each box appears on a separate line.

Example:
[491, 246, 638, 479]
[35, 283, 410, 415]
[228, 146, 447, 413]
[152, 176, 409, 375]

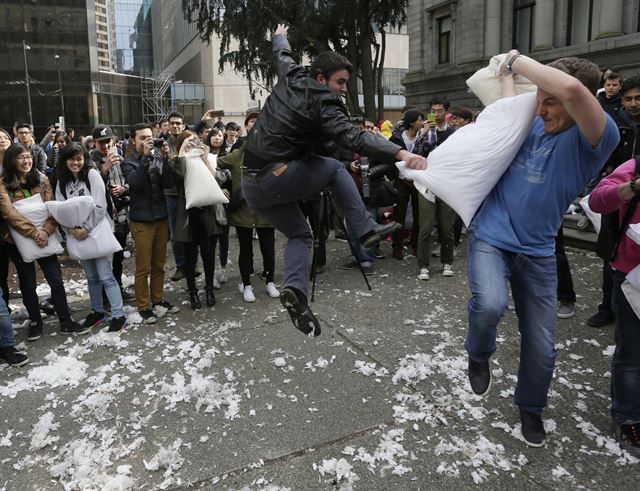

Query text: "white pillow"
[580, 195, 601, 234]
[66, 216, 122, 261]
[9, 194, 64, 263]
[46, 196, 95, 228]
[466, 55, 536, 106]
[184, 154, 228, 209]
[397, 91, 538, 226]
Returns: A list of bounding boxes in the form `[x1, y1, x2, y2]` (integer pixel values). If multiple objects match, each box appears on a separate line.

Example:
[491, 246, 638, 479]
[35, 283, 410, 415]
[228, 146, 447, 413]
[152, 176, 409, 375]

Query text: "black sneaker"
[170, 268, 185, 282]
[139, 309, 157, 324]
[374, 245, 386, 259]
[27, 321, 43, 341]
[39, 298, 55, 315]
[108, 316, 127, 333]
[360, 222, 402, 249]
[468, 358, 491, 395]
[0, 346, 29, 367]
[82, 311, 106, 329]
[615, 423, 640, 458]
[152, 300, 180, 314]
[120, 289, 135, 302]
[587, 310, 615, 328]
[280, 288, 321, 337]
[60, 320, 91, 335]
[520, 409, 545, 447]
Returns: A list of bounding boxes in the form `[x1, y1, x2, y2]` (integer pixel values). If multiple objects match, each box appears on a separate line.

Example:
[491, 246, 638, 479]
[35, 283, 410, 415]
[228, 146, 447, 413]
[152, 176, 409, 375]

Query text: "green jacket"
[217, 146, 273, 229]
[169, 156, 226, 242]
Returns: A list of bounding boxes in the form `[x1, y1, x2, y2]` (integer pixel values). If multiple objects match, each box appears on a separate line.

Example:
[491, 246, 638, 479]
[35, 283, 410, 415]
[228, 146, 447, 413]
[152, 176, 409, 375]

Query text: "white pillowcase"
[9, 194, 64, 263]
[466, 55, 536, 107]
[397, 92, 538, 226]
[184, 154, 228, 209]
[66, 216, 122, 261]
[46, 196, 95, 228]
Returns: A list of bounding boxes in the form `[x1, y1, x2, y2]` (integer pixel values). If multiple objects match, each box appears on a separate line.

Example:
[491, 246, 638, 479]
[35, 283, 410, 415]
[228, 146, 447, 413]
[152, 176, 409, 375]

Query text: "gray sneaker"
[557, 302, 575, 319]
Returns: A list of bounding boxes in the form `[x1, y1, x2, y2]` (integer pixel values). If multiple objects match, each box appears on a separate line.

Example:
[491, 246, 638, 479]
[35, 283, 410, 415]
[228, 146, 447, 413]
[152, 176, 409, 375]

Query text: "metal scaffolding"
[141, 73, 174, 124]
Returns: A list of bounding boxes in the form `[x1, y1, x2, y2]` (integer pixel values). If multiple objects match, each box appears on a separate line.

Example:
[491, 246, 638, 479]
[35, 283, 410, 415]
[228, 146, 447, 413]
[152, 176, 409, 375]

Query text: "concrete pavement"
[0, 235, 636, 490]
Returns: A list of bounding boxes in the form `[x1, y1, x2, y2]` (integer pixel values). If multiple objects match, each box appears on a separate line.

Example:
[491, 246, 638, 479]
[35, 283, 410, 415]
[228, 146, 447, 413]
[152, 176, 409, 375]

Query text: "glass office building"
[0, 0, 147, 138]
[114, 0, 153, 76]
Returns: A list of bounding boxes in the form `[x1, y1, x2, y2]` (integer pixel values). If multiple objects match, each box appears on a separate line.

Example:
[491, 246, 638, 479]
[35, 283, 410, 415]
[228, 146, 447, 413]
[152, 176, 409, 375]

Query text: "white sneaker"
[442, 264, 454, 276]
[266, 282, 280, 298]
[243, 285, 256, 303]
[417, 268, 430, 281]
[219, 268, 228, 283]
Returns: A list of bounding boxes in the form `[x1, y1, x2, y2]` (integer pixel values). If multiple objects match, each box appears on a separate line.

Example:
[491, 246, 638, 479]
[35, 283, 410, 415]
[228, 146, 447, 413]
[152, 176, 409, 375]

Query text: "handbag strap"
[611, 154, 640, 261]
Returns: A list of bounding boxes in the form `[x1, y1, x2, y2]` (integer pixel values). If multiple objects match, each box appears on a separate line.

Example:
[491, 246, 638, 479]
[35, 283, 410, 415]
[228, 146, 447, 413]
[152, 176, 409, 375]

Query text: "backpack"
[596, 155, 640, 261]
[59, 173, 117, 221]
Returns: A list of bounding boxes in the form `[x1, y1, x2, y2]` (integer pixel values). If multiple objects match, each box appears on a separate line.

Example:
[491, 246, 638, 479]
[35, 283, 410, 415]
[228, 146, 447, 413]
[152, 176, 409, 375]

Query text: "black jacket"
[597, 92, 622, 119]
[600, 110, 639, 177]
[121, 149, 168, 222]
[244, 35, 400, 168]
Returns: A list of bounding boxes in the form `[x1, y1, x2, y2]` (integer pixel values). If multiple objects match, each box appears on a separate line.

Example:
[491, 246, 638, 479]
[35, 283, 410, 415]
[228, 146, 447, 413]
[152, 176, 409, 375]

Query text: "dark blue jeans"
[0, 287, 16, 348]
[611, 271, 640, 425]
[242, 156, 377, 300]
[7, 244, 72, 325]
[465, 233, 557, 414]
[165, 195, 186, 269]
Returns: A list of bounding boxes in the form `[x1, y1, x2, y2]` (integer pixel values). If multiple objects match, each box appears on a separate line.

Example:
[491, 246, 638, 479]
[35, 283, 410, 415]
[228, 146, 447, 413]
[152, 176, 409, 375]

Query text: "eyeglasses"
[17, 131, 31, 136]
[16, 156, 33, 163]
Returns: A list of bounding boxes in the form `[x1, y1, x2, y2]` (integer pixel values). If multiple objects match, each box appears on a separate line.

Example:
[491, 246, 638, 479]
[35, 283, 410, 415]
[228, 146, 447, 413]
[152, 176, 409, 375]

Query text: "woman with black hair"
[170, 131, 226, 310]
[207, 128, 231, 286]
[0, 143, 85, 341]
[55, 143, 126, 333]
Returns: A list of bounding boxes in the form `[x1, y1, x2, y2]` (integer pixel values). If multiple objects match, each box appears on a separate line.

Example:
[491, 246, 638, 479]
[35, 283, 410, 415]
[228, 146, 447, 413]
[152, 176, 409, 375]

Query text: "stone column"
[596, 0, 623, 38]
[532, 0, 554, 50]
[484, 0, 501, 57]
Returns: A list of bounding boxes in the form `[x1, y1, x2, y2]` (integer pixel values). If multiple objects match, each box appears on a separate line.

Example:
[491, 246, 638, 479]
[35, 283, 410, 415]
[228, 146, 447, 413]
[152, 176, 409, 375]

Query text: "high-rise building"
[405, 0, 640, 109]
[0, 0, 146, 137]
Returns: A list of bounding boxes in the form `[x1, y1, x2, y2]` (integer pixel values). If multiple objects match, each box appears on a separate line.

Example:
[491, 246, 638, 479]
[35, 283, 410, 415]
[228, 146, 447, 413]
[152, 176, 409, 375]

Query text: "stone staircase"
[563, 213, 598, 251]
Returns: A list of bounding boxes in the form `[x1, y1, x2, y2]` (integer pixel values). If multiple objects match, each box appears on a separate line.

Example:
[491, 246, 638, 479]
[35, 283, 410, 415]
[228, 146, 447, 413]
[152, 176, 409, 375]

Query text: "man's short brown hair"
[547, 57, 601, 95]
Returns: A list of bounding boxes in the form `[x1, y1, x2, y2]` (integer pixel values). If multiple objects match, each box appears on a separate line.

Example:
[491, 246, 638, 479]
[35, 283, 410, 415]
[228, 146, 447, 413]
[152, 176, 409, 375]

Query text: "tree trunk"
[376, 28, 387, 121]
[359, 22, 377, 120]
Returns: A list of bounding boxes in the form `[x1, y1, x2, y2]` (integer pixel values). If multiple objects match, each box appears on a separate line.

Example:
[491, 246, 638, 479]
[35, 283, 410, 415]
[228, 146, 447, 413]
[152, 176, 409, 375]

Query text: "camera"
[153, 138, 165, 148]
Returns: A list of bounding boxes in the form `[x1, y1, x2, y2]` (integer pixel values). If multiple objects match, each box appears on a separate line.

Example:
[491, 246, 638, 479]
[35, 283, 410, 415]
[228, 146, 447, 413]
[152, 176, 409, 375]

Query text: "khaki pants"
[130, 220, 169, 311]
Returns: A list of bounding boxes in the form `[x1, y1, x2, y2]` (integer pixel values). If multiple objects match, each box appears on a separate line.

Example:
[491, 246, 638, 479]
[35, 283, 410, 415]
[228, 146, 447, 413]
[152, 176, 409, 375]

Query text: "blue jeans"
[611, 271, 640, 425]
[81, 256, 124, 318]
[165, 195, 186, 269]
[465, 232, 557, 414]
[0, 287, 16, 348]
[347, 206, 377, 265]
[242, 156, 377, 300]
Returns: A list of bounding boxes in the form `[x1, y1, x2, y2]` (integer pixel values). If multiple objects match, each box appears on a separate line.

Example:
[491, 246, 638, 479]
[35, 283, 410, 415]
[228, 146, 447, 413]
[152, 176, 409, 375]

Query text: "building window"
[513, 0, 534, 54]
[438, 16, 451, 64]
[567, 0, 594, 45]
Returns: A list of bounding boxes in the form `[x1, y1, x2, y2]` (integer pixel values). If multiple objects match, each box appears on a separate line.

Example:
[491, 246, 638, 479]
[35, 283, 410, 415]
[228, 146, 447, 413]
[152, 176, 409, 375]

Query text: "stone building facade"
[405, 0, 640, 110]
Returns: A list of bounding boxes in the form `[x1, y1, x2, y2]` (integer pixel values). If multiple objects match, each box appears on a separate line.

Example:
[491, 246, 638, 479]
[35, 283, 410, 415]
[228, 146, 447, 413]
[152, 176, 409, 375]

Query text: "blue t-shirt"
[471, 115, 620, 256]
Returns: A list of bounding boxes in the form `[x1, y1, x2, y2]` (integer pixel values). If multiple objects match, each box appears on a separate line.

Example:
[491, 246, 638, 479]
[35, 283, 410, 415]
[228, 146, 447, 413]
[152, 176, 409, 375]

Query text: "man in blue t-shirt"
[466, 50, 620, 447]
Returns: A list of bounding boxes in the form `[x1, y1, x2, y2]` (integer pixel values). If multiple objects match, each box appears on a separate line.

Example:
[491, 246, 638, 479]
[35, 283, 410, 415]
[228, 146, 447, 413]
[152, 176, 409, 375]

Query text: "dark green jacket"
[169, 156, 226, 242]
[217, 146, 273, 229]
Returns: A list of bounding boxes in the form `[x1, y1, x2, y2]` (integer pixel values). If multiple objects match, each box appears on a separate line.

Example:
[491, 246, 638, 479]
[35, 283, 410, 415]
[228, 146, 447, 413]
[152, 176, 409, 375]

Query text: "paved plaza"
[0, 235, 636, 490]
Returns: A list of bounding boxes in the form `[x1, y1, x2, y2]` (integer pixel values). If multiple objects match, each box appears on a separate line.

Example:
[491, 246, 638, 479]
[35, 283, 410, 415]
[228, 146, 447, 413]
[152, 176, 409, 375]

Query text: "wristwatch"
[506, 51, 521, 73]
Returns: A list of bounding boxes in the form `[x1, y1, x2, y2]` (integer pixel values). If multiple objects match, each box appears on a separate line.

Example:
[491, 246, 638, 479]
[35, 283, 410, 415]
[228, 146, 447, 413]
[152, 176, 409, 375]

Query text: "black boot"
[205, 287, 216, 307]
[189, 290, 202, 311]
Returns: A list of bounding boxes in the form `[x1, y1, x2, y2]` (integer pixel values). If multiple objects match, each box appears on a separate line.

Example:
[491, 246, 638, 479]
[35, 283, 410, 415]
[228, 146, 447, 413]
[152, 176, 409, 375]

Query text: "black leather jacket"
[121, 149, 168, 222]
[244, 34, 401, 168]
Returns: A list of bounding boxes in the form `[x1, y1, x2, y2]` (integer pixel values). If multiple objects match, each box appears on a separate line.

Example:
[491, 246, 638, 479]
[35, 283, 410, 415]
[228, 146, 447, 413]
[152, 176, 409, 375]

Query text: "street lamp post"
[54, 54, 65, 125]
[22, 40, 33, 129]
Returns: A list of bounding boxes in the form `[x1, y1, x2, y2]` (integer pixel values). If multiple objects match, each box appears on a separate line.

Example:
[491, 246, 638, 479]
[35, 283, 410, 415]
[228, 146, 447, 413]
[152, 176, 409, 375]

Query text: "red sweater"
[589, 158, 640, 273]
